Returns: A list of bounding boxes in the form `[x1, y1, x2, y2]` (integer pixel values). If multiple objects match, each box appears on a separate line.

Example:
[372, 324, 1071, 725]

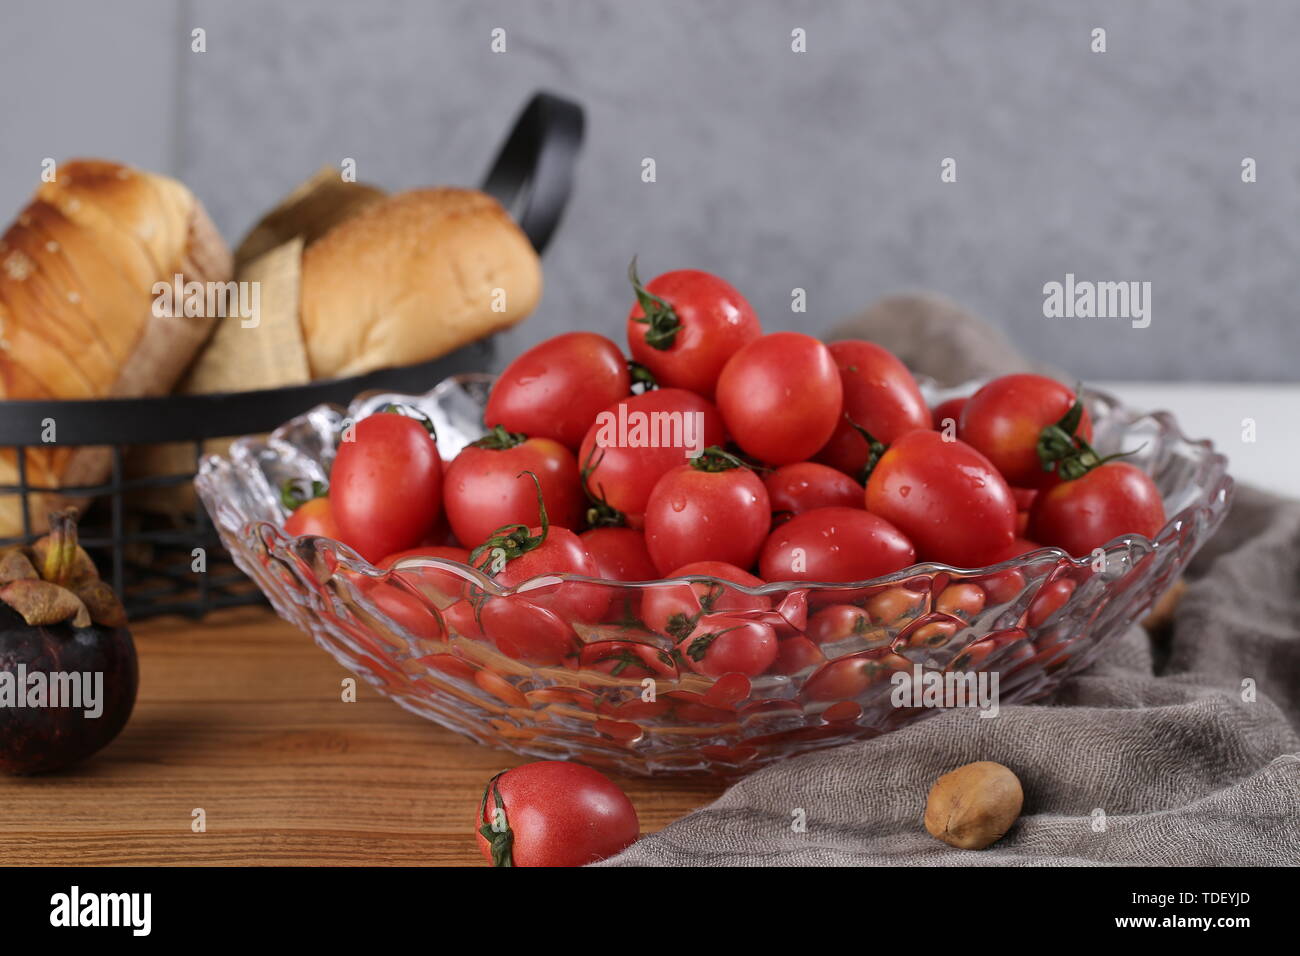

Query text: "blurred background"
[3, 0, 1297, 383]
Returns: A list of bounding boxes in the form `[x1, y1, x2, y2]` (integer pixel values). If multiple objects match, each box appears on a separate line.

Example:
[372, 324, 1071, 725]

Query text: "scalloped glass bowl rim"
[206, 375, 1232, 602]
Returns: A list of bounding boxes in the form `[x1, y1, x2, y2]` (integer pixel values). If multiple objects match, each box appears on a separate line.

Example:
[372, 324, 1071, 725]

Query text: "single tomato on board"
[476, 761, 640, 867]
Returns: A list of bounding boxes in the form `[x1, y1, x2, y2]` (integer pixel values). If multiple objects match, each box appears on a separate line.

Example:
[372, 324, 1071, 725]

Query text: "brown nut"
[924, 760, 1023, 850]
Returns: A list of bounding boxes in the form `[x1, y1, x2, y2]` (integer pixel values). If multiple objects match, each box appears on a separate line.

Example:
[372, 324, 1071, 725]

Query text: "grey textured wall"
[4, 0, 1298, 382]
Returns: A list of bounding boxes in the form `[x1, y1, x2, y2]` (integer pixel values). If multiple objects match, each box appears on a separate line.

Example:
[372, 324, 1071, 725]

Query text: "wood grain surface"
[0, 606, 726, 866]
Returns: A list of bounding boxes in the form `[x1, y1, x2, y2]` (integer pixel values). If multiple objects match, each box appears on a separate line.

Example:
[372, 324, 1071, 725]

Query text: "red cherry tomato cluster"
[281, 265, 1167, 679]
[956, 373, 1166, 558]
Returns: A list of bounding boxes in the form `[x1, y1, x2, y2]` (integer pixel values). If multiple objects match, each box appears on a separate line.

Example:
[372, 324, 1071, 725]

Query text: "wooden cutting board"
[0, 606, 726, 866]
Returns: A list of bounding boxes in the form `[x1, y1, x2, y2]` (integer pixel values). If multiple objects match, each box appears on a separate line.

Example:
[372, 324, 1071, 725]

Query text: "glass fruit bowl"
[195, 374, 1232, 775]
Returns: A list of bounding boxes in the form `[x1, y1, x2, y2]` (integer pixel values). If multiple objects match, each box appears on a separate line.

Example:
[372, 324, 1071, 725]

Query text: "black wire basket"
[0, 90, 584, 620]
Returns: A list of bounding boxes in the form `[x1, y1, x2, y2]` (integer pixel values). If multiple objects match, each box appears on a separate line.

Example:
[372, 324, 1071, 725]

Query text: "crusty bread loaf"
[299, 188, 541, 379]
[0, 159, 232, 538]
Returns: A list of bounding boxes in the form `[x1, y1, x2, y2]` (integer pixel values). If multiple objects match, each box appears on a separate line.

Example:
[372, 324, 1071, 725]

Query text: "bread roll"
[299, 188, 540, 379]
[0, 159, 232, 538]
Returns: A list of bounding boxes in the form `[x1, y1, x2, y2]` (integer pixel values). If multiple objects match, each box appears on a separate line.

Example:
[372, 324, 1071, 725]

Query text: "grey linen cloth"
[600, 294, 1300, 866]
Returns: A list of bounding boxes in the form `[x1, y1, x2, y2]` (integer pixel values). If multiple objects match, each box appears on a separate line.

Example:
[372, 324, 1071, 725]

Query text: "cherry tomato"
[443, 428, 584, 549]
[896, 613, 961, 651]
[763, 462, 863, 524]
[356, 576, 444, 641]
[643, 451, 771, 575]
[992, 537, 1044, 561]
[476, 761, 639, 867]
[578, 388, 726, 526]
[959, 374, 1094, 488]
[331, 411, 443, 563]
[802, 649, 910, 702]
[815, 340, 932, 477]
[677, 615, 778, 678]
[772, 636, 826, 675]
[577, 527, 655, 621]
[864, 586, 926, 625]
[475, 669, 530, 708]
[420, 508, 462, 548]
[716, 332, 842, 465]
[442, 599, 484, 640]
[379, 545, 472, 602]
[1012, 487, 1037, 537]
[284, 496, 340, 539]
[978, 567, 1027, 606]
[974, 538, 1050, 617]
[478, 598, 582, 666]
[865, 430, 1016, 568]
[758, 506, 916, 584]
[625, 263, 761, 397]
[1011, 486, 1039, 512]
[485, 332, 631, 451]
[935, 581, 987, 621]
[1030, 462, 1165, 557]
[640, 560, 769, 639]
[1027, 576, 1077, 628]
[772, 588, 810, 636]
[930, 396, 968, 432]
[806, 603, 878, 645]
[476, 523, 609, 624]
[581, 640, 677, 680]
[579, 527, 657, 582]
[422, 653, 478, 683]
[949, 628, 1035, 673]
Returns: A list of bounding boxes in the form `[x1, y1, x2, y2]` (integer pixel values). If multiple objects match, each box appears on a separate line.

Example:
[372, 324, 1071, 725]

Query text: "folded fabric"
[599, 294, 1300, 866]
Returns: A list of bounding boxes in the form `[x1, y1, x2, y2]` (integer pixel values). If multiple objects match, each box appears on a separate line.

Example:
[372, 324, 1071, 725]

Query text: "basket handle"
[479, 91, 584, 255]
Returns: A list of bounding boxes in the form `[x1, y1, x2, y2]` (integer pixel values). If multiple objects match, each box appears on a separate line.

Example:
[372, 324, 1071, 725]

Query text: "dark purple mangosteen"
[0, 510, 137, 774]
